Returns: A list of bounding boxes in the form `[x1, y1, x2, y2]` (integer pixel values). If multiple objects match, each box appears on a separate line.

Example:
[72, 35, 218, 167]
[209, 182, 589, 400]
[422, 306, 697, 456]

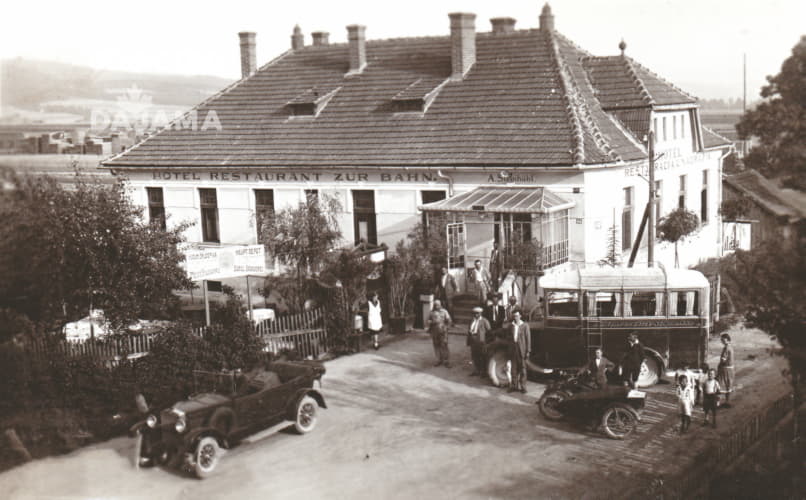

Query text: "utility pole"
[743, 53, 747, 113]
[647, 130, 656, 267]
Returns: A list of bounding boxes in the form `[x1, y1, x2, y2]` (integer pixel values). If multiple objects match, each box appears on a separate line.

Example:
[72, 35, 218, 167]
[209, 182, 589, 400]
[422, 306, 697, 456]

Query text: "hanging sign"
[182, 245, 266, 281]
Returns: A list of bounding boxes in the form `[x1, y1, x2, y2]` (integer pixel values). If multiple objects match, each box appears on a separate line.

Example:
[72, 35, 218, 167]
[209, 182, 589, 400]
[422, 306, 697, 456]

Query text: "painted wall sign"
[150, 171, 440, 183]
[624, 149, 711, 177]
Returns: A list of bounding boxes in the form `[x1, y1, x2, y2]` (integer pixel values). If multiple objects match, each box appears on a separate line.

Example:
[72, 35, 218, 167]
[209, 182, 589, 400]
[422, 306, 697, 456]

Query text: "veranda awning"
[419, 186, 574, 214]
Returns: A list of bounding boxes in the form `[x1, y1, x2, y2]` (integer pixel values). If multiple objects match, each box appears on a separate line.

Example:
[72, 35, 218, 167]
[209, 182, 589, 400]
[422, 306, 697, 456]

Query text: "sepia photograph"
[0, 0, 804, 498]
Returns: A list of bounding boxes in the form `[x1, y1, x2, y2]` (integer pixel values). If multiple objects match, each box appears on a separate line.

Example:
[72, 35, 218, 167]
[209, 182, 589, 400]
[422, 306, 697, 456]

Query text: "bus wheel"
[637, 356, 661, 387]
[487, 350, 510, 387]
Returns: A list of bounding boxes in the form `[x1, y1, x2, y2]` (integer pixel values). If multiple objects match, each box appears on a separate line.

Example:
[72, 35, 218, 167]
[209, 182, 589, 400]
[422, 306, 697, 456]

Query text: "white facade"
[122, 137, 724, 273]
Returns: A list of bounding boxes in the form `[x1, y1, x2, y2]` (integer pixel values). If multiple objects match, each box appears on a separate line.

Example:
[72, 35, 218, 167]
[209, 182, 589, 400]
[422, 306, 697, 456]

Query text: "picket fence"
[24, 307, 328, 363]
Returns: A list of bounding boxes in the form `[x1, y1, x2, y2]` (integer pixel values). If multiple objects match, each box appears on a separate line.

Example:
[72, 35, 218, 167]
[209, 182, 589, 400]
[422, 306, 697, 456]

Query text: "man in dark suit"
[483, 293, 506, 329]
[467, 307, 492, 376]
[621, 333, 645, 389]
[579, 348, 615, 388]
[508, 309, 531, 393]
[434, 266, 458, 316]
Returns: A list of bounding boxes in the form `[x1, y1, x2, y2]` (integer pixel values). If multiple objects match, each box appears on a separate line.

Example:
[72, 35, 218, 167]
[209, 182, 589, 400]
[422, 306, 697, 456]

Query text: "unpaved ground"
[0, 324, 790, 500]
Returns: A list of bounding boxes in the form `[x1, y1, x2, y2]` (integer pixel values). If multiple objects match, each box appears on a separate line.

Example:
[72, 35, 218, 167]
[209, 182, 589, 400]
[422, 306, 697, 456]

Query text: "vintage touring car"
[130, 360, 326, 478]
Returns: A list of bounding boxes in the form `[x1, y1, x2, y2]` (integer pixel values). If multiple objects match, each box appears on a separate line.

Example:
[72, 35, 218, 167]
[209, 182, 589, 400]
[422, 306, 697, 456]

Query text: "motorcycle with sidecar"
[537, 373, 646, 439]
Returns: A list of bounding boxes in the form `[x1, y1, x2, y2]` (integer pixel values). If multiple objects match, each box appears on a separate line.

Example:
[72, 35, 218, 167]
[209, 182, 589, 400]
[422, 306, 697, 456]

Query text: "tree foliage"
[657, 208, 699, 267]
[259, 194, 342, 311]
[736, 36, 806, 190]
[722, 235, 806, 390]
[598, 222, 621, 267]
[719, 195, 753, 221]
[384, 239, 421, 317]
[0, 173, 192, 332]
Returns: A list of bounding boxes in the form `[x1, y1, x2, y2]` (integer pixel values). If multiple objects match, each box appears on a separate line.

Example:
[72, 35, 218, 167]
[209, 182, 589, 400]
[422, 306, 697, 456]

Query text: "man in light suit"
[579, 348, 615, 388]
[508, 309, 531, 393]
[434, 266, 458, 316]
[472, 259, 492, 304]
[467, 307, 492, 377]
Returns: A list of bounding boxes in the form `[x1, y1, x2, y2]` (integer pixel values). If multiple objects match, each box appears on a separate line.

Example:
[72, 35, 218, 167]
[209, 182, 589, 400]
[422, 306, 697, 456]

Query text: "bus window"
[629, 292, 660, 316]
[585, 292, 618, 317]
[548, 292, 580, 317]
[669, 291, 699, 316]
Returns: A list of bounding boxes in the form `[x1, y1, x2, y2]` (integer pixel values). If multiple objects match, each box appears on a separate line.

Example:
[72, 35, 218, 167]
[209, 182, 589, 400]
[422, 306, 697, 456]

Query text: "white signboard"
[722, 222, 751, 254]
[183, 245, 266, 281]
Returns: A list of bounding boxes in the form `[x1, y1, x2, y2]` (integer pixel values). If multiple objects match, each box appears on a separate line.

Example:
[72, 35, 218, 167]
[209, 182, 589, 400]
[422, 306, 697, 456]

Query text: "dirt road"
[1, 326, 790, 499]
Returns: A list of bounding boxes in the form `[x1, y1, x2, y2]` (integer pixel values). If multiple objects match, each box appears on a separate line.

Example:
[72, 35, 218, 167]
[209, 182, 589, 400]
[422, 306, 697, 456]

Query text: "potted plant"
[385, 240, 420, 334]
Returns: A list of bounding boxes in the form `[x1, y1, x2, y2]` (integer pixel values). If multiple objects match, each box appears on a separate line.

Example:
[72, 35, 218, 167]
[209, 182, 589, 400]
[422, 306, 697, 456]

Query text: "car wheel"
[487, 349, 510, 387]
[637, 356, 661, 387]
[538, 390, 570, 421]
[601, 404, 638, 440]
[293, 396, 318, 434]
[193, 436, 221, 479]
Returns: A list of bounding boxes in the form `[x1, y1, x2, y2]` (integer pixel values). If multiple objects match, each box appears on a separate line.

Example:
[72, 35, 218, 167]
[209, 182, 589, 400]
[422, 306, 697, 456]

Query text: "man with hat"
[621, 333, 645, 389]
[467, 306, 492, 376]
[483, 293, 506, 329]
[427, 299, 453, 368]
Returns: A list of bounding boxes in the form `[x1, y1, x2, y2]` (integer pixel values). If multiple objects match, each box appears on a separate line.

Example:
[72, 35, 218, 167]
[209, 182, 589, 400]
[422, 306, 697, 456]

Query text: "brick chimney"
[449, 12, 476, 80]
[490, 17, 517, 34]
[238, 32, 257, 78]
[291, 25, 304, 50]
[311, 31, 330, 46]
[346, 25, 367, 74]
[539, 3, 555, 31]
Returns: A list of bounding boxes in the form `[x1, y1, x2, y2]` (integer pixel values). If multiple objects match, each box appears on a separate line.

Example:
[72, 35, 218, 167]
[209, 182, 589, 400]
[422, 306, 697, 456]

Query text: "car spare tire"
[487, 349, 510, 387]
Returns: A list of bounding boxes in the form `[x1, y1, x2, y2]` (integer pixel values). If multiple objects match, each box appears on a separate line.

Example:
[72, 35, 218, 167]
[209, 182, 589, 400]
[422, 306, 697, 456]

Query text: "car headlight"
[146, 414, 157, 428]
[175, 417, 187, 433]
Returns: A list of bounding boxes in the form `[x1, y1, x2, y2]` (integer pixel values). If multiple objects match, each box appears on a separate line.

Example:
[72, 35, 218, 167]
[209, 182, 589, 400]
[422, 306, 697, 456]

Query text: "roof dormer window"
[287, 86, 341, 118]
[392, 77, 449, 114]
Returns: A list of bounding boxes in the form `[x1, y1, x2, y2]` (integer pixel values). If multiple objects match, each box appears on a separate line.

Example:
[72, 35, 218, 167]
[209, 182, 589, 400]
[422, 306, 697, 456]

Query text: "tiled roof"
[702, 126, 732, 149]
[723, 170, 806, 220]
[105, 28, 697, 169]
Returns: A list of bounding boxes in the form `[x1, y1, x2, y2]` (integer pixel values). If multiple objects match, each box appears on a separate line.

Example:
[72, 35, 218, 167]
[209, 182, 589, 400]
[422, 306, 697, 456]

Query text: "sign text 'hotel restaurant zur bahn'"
[103, 3, 731, 286]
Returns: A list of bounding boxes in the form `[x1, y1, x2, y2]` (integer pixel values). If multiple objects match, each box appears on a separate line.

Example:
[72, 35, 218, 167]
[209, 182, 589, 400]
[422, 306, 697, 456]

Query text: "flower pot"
[389, 316, 406, 335]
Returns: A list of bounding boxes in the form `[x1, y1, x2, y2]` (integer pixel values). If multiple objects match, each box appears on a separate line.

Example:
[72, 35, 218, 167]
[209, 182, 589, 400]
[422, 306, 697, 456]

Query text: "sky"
[1, 0, 804, 100]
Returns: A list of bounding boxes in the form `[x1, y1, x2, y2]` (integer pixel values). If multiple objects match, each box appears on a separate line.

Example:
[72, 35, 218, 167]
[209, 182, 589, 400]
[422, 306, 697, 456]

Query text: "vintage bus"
[488, 266, 710, 387]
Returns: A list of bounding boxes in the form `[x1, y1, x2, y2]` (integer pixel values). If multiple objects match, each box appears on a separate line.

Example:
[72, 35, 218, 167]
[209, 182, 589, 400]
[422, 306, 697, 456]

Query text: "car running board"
[240, 420, 295, 445]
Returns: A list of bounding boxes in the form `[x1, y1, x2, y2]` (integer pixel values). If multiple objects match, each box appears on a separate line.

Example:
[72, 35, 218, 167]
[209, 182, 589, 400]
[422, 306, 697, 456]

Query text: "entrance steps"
[450, 293, 482, 327]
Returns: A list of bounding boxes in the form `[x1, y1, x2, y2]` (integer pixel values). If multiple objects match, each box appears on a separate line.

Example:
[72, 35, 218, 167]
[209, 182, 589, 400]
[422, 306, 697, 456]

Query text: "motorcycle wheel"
[601, 403, 638, 439]
[538, 390, 570, 421]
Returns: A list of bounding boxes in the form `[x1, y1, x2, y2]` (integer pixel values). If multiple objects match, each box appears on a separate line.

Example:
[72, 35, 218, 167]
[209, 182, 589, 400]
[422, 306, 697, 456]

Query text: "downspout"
[436, 169, 454, 197]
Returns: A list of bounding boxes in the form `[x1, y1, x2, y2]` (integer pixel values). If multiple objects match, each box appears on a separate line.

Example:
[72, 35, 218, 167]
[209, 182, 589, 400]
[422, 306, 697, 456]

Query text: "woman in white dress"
[367, 292, 383, 350]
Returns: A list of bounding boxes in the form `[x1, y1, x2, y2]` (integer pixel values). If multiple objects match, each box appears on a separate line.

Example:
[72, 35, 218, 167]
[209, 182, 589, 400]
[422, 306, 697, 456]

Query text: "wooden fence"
[23, 307, 329, 363]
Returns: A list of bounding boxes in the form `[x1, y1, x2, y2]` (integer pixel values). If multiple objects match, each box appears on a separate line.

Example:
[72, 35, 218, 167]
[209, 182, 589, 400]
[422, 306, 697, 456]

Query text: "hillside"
[0, 58, 233, 123]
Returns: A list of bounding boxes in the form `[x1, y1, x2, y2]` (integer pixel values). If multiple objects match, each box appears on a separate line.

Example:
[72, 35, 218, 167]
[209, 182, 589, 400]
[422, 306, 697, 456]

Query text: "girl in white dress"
[367, 292, 383, 350]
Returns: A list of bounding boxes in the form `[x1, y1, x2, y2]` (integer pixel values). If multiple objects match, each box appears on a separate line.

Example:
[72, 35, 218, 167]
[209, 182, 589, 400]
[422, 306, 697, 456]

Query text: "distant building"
[722, 169, 806, 250]
[104, 4, 731, 282]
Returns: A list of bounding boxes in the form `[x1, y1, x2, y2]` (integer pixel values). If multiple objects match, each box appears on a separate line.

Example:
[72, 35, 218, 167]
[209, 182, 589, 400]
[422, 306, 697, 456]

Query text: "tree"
[723, 233, 806, 472]
[385, 239, 420, 318]
[736, 36, 806, 190]
[0, 173, 192, 332]
[259, 194, 342, 312]
[657, 208, 699, 268]
[719, 195, 753, 221]
[598, 222, 621, 267]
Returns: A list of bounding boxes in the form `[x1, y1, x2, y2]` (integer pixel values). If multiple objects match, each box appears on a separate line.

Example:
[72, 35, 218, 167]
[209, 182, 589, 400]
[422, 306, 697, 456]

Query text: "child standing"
[677, 375, 696, 433]
[701, 368, 721, 428]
